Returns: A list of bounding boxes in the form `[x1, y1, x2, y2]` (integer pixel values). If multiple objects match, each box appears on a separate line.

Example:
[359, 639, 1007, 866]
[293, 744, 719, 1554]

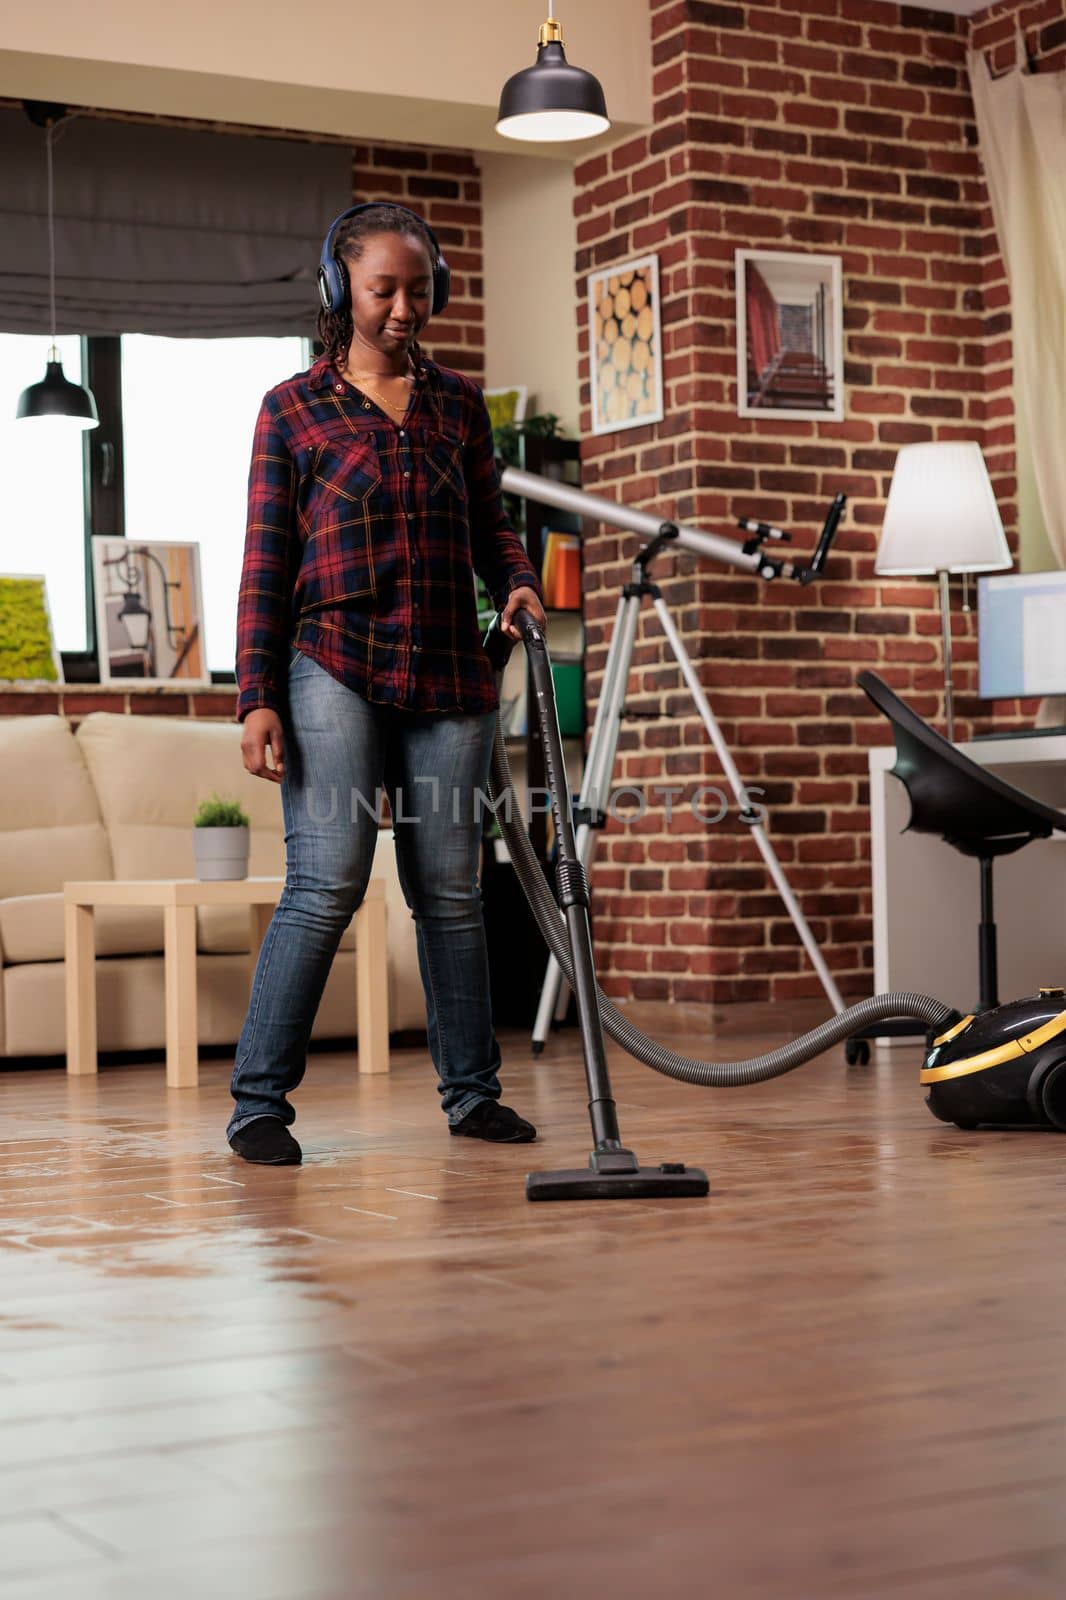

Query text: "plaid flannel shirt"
[235, 353, 543, 723]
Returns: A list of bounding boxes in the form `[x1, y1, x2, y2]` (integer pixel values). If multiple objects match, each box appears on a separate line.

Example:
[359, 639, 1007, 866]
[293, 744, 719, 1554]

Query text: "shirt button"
[404, 470, 411, 479]
[363, 400, 371, 410]
[399, 430, 406, 437]
[334, 383, 344, 393]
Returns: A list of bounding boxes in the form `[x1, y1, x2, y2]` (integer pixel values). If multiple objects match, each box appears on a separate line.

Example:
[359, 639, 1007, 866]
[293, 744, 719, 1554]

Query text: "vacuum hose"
[487, 720, 953, 1086]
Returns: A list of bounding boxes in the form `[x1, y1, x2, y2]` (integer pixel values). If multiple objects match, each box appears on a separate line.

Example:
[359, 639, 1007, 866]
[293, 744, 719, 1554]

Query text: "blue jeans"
[228, 649, 503, 1139]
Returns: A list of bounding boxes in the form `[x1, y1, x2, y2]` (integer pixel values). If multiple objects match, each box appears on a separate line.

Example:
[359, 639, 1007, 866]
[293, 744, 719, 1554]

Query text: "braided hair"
[316, 204, 437, 370]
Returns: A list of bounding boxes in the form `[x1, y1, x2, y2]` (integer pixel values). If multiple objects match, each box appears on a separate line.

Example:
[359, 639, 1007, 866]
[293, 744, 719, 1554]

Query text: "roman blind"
[0, 107, 351, 337]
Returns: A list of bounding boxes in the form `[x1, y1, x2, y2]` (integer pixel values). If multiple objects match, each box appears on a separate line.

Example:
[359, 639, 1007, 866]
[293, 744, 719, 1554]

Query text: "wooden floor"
[2, 1000, 1066, 1599]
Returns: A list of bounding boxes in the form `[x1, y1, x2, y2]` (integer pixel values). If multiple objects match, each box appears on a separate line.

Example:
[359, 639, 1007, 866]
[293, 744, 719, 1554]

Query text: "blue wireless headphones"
[317, 203, 451, 318]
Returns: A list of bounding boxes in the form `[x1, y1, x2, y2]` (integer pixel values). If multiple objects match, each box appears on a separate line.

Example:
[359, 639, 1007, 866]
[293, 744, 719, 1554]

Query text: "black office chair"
[846, 670, 1066, 1064]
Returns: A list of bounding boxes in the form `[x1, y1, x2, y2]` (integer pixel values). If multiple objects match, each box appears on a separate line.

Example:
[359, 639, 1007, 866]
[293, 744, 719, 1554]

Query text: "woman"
[229, 203, 547, 1166]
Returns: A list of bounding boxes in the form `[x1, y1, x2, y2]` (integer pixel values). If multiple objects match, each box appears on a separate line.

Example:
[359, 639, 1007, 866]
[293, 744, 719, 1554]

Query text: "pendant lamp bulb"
[15, 104, 99, 429]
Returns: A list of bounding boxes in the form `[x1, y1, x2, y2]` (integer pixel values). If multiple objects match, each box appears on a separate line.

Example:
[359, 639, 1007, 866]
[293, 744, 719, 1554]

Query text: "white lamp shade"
[875, 441, 1012, 576]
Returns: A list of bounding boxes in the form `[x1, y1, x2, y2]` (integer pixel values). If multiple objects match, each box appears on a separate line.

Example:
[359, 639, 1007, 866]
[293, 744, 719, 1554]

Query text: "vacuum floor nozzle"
[526, 1162, 710, 1202]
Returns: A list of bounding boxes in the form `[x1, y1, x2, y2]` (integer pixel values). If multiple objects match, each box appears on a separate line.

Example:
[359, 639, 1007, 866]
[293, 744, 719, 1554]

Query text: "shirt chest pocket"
[297, 436, 382, 612]
[308, 437, 381, 510]
[424, 429, 467, 510]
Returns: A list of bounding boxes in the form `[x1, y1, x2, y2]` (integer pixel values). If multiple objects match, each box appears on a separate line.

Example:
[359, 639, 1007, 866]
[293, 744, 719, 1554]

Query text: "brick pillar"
[571, 0, 1045, 1006]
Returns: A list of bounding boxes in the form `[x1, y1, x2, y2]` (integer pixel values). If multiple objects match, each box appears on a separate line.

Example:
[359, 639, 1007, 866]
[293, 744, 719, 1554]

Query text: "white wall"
[1, 0, 650, 154]
[479, 152, 580, 435]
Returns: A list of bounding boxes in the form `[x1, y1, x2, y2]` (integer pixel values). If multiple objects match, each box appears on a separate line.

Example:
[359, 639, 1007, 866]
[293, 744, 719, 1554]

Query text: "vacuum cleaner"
[482, 610, 1066, 1202]
[921, 991, 1066, 1130]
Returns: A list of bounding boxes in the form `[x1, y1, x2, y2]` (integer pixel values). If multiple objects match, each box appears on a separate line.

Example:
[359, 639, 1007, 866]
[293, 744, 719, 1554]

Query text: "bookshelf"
[477, 429, 585, 1024]
[502, 431, 584, 863]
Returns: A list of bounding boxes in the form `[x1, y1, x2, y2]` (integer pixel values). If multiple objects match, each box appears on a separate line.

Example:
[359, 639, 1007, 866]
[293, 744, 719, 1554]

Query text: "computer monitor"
[978, 570, 1066, 700]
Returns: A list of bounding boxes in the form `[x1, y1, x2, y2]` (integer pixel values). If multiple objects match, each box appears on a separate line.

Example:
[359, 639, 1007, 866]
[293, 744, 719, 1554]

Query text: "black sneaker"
[229, 1118, 302, 1165]
[449, 1102, 537, 1143]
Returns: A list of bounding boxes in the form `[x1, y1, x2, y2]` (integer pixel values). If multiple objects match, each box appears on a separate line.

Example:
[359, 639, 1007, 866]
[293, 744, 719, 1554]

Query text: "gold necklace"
[340, 357, 414, 417]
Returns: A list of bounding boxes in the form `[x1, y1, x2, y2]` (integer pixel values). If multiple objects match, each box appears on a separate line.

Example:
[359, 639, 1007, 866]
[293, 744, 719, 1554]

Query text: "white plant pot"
[193, 825, 249, 881]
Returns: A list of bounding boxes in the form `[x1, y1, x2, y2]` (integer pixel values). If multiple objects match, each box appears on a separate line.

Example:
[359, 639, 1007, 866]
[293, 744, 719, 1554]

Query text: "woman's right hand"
[241, 709, 286, 783]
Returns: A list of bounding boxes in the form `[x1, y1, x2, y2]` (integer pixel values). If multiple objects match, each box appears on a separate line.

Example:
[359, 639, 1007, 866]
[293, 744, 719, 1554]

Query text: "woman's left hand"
[500, 586, 548, 640]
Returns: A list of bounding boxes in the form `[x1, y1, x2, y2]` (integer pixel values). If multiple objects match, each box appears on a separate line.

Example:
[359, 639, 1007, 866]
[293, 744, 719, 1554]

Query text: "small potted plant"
[192, 793, 251, 881]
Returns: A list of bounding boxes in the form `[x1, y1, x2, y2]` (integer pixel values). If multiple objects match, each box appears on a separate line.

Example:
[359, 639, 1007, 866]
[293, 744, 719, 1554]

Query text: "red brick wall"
[573, 0, 1060, 1007]
[0, 686, 239, 724]
[970, 0, 1066, 73]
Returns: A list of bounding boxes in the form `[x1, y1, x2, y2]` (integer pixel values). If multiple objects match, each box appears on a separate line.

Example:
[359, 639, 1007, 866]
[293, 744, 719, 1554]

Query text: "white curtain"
[969, 39, 1066, 567]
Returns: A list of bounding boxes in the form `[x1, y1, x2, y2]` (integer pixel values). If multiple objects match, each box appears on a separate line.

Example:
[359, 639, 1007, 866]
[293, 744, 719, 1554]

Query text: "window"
[0, 334, 90, 652]
[121, 335, 310, 676]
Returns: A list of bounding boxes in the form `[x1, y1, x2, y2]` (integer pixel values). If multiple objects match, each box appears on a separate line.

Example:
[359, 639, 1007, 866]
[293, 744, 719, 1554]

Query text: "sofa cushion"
[0, 894, 164, 964]
[73, 712, 386, 955]
[75, 712, 286, 882]
[0, 717, 113, 900]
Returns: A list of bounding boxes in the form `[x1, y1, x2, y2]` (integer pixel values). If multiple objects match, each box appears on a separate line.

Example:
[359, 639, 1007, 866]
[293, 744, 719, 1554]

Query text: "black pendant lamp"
[16, 106, 99, 430]
[496, 11, 610, 143]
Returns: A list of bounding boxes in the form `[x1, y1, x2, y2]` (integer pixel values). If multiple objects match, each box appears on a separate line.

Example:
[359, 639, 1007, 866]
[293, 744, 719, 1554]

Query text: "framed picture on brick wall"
[736, 249, 844, 423]
[588, 255, 664, 435]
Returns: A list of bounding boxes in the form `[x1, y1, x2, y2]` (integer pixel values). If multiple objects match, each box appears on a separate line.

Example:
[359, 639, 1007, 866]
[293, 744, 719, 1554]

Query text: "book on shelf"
[552, 661, 583, 736]
[497, 656, 581, 739]
[545, 610, 583, 660]
[541, 531, 581, 609]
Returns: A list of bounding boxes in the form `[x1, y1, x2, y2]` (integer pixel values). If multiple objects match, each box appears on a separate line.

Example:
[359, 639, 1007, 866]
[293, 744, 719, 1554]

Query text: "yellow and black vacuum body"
[921, 990, 1066, 1130]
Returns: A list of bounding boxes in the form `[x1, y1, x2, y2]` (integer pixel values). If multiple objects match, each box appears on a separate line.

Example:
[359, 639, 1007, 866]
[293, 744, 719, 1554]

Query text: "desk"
[870, 735, 1066, 1026]
[63, 876, 388, 1087]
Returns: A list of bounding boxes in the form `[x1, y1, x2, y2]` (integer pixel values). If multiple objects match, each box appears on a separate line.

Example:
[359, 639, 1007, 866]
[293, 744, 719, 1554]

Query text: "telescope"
[494, 466, 850, 1043]
[501, 466, 846, 585]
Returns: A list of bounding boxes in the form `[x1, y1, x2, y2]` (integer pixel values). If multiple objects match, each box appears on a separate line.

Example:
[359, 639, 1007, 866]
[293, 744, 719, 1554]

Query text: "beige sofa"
[0, 713, 423, 1059]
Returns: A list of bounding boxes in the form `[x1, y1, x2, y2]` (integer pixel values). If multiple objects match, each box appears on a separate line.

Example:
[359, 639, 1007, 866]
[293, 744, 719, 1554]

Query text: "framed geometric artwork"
[91, 537, 210, 686]
[588, 254, 664, 436]
[0, 574, 64, 683]
[735, 249, 845, 423]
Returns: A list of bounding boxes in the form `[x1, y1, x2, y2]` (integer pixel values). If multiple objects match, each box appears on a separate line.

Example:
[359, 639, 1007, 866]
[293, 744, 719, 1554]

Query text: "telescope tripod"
[531, 524, 847, 1051]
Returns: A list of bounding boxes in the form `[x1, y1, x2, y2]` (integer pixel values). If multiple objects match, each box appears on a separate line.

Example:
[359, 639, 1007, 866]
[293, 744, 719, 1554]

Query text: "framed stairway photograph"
[735, 249, 845, 423]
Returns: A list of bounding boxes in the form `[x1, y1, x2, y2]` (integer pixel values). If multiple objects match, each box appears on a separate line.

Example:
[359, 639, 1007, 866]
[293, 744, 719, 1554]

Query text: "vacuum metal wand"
[488, 609, 709, 1201]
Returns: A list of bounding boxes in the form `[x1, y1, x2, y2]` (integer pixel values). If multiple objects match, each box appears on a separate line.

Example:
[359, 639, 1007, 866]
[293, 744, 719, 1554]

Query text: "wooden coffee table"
[63, 876, 388, 1088]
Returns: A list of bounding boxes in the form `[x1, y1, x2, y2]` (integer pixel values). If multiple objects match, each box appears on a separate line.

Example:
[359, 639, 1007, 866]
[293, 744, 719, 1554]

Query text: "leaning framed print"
[0, 574, 64, 683]
[92, 537, 210, 685]
[588, 254, 664, 435]
[735, 249, 845, 423]
[484, 386, 529, 430]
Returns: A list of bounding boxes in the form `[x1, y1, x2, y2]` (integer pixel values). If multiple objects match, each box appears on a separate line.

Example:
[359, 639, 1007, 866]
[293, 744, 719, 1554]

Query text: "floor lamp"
[875, 442, 1011, 743]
